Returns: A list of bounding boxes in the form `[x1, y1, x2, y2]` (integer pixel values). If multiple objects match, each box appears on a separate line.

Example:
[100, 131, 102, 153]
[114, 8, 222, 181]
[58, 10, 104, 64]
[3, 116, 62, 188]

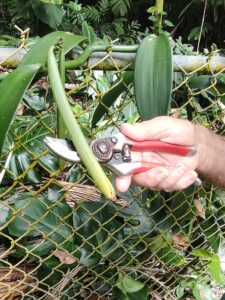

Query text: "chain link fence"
[1, 38, 225, 299]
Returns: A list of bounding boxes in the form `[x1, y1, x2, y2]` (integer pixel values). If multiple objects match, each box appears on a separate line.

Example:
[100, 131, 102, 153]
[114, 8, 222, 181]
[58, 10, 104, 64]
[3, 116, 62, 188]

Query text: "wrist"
[194, 124, 211, 174]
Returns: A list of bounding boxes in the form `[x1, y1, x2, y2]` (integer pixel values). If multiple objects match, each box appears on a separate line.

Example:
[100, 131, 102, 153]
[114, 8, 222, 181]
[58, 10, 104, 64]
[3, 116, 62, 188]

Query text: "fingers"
[165, 171, 198, 192]
[115, 175, 132, 193]
[152, 165, 198, 192]
[120, 116, 196, 145]
[115, 165, 198, 193]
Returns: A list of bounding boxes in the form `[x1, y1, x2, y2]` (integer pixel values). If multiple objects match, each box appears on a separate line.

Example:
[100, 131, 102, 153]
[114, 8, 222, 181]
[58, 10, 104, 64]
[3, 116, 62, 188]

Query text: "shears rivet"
[111, 137, 118, 144]
[114, 153, 120, 160]
[97, 142, 108, 154]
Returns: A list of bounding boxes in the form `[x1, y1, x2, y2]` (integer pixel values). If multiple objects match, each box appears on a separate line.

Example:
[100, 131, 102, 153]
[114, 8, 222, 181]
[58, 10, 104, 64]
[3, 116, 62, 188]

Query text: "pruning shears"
[44, 132, 197, 177]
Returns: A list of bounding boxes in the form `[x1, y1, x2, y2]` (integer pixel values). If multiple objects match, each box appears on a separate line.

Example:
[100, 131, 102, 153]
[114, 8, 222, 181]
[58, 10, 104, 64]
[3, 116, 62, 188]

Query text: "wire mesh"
[1, 42, 225, 300]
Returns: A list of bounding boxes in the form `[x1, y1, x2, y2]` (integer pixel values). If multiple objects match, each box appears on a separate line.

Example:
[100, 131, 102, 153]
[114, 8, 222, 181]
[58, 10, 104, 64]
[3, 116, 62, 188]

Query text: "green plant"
[134, 32, 172, 120]
[1, 5, 225, 297]
[11, 0, 66, 34]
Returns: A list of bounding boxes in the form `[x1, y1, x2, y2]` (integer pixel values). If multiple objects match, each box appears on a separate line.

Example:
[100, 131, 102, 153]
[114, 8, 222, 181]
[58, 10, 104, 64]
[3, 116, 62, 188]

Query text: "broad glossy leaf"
[113, 186, 155, 235]
[192, 249, 213, 259]
[169, 187, 196, 228]
[0, 64, 41, 157]
[10, 151, 41, 183]
[192, 283, 217, 300]
[31, 0, 65, 29]
[8, 195, 73, 248]
[37, 261, 63, 288]
[6, 114, 58, 183]
[188, 75, 212, 91]
[23, 87, 46, 111]
[188, 75, 225, 103]
[113, 285, 148, 300]
[156, 245, 185, 266]
[15, 240, 56, 257]
[82, 21, 98, 44]
[201, 215, 221, 252]
[207, 255, 224, 284]
[73, 201, 125, 267]
[21, 31, 86, 67]
[92, 71, 133, 127]
[116, 273, 145, 294]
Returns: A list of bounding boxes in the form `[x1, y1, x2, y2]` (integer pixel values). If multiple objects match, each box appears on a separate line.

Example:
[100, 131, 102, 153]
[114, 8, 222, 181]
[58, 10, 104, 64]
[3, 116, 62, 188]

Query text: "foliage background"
[1, 1, 225, 299]
[1, 0, 225, 49]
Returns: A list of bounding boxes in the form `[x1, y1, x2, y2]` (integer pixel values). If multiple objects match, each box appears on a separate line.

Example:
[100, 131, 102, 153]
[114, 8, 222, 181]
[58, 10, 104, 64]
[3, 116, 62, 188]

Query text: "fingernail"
[175, 163, 185, 176]
[186, 171, 197, 183]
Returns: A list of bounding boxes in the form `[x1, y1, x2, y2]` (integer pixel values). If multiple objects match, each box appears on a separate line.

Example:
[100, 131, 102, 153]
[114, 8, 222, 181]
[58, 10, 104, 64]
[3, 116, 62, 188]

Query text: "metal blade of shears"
[44, 137, 81, 162]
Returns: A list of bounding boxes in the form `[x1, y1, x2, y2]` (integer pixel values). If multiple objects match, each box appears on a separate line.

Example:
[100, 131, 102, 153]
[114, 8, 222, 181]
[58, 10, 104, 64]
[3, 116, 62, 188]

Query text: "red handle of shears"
[129, 140, 196, 156]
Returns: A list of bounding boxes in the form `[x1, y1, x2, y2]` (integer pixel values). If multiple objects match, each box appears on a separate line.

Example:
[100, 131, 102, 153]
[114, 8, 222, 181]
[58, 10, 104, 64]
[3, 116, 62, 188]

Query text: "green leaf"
[8, 195, 73, 249]
[192, 283, 217, 300]
[23, 87, 46, 111]
[111, 0, 131, 17]
[207, 255, 223, 284]
[10, 151, 41, 184]
[0, 64, 41, 157]
[148, 16, 157, 22]
[113, 286, 148, 300]
[92, 71, 133, 127]
[41, 0, 62, 4]
[147, 6, 157, 13]
[156, 245, 185, 266]
[82, 21, 98, 44]
[21, 31, 86, 67]
[192, 249, 213, 259]
[188, 75, 225, 104]
[31, 0, 65, 29]
[201, 216, 221, 252]
[176, 285, 185, 299]
[147, 235, 167, 251]
[165, 20, 174, 27]
[188, 75, 213, 91]
[6, 114, 58, 183]
[15, 240, 56, 257]
[115, 186, 155, 236]
[73, 201, 125, 267]
[169, 187, 196, 222]
[116, 273, 145, 294]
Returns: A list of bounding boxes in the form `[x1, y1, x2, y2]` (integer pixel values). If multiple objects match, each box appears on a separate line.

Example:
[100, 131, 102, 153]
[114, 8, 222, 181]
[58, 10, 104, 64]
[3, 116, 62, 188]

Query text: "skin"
[115, 116, 225, 192]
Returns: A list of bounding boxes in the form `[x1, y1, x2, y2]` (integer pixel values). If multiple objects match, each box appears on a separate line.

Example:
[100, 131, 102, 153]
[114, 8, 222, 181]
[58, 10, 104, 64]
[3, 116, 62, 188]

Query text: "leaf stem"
[154, 0, 164, 34]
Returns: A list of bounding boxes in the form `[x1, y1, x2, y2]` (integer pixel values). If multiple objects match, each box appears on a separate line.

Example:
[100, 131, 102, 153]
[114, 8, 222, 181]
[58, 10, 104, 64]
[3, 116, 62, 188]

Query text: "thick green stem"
[64, 44, 138, 70]
[154, 0, 164, 34]
[48, 46, 116, 201]
[58, 41, 66, 170]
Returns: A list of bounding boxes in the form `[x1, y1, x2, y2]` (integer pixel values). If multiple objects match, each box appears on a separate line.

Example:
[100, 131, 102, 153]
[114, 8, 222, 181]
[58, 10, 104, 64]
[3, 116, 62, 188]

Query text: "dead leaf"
[172, 234, 189, 251]
[54, 250, 77, 265]
[194, 198, 206, 219]
[16, 103, 25, 116]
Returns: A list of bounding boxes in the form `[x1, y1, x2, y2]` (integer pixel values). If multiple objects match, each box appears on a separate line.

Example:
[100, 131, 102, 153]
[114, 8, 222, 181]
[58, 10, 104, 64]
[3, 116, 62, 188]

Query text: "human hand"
[115, 116, 200, 192]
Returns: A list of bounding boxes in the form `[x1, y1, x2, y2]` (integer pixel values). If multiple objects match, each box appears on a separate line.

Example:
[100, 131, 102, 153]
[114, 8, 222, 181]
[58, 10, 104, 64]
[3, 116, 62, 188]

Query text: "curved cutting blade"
[44, 137, 80, 162]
